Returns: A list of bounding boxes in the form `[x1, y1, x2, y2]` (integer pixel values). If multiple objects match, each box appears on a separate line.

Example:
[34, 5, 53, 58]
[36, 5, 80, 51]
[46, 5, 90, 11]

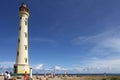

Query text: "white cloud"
[72, 27, 120, 56]
[54, 66, 62, 70]
[71, 31, 110, 45]
[53, 58, 120, 73]
[32, 64, 43, 70]
[81, 58, 120, 73]
[0, 61, 14, 72]
[50, 66, 66, 71]
[0, 61, 14, 68]
[100, 38, 120, 52]
[0, 61, 120, 73]
[70, 27, 120, 73]
[90, 37, 120, 56]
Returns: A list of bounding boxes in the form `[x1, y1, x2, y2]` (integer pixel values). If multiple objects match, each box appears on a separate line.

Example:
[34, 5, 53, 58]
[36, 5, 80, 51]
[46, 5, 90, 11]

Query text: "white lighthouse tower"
[14, 3, 30, 74]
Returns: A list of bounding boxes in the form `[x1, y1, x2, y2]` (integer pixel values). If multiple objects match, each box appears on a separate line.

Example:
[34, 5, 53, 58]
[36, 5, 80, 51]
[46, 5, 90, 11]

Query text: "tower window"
[24, 32, 27, 38]
[24, 45, 27, 50]
[18, 39, 20, 43]
[24, 18, 28, 26]
[19, 26, 21, 30]
[17, 51, 19, 56]
[20, 17, 22, 19]
[25, 58, 27, 63]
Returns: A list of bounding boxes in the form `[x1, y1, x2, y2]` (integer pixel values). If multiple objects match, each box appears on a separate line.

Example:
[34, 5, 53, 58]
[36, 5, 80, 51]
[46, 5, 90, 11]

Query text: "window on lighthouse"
[20, 17, 22, 19]
[24, 32, 27, 38]
[19, 26, 21, 30]
[17, 51, 19, 56]
[24, 18, 28, 25]
[25, 58, 27, 63]
[24, 45, 27, 50]
[18, 38, 20, 43]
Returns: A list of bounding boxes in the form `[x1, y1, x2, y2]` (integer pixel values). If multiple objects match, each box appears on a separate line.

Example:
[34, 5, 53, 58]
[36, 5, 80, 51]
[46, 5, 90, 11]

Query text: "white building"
[14, 3, 30, 74]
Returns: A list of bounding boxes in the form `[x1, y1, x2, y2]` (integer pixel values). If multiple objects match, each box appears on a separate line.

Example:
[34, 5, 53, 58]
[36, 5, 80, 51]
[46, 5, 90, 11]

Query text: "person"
[6, 71, 11, 80]
[36, 72, 38, 79]
[4, 71, 7, 80]
[24, 71, 28, 80]
[4, 71, 11, 80]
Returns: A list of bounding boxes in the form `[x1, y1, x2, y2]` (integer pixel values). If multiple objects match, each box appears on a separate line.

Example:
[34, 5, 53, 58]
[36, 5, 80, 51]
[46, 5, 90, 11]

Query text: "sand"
[1, 75, 120, 80]
[0, 75, 63, 80]
[61, 75, 120, 80]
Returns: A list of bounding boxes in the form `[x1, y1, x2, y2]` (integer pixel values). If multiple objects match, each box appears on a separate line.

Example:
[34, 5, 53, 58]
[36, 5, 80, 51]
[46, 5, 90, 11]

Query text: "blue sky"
[1, 0, 120, 73]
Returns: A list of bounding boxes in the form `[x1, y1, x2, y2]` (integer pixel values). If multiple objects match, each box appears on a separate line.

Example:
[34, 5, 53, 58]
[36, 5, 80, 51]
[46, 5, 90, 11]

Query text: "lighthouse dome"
[19, 3, 29, 13]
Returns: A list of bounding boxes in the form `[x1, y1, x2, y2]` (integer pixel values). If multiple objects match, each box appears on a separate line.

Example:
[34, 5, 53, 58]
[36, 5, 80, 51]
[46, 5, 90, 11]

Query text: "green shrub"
[110, 77, 120, 80]
[17, 76, 22, 79]
[101, 78, 106, 80]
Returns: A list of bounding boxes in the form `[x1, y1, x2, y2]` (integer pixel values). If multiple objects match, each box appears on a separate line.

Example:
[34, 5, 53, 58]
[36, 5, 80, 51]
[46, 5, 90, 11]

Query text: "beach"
[1, 75, 120, 80]
[0, 75, 63, 80]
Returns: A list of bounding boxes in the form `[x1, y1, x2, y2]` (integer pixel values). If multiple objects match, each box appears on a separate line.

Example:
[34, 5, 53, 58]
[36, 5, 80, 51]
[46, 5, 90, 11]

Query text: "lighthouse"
[14, 3, 30, 74]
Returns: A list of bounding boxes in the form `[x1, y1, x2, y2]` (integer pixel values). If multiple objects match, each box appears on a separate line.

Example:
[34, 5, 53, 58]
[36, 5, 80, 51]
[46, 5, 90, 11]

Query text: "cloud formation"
[50, 66, 66, 71]
[0, 61, 14, 68]
[81, 58, 120, 73]
[70, 27, 120, 73]
[72, 27, 120, 56]
[0, 61, 14, 72]
[0, 60, 120, 73]
[32, 64, 43, 70]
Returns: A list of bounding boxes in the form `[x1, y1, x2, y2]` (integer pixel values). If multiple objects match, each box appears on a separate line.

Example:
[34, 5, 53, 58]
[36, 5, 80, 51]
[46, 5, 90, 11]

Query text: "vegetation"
[61, 76, 120, 80]
[110, 77, 120, 80]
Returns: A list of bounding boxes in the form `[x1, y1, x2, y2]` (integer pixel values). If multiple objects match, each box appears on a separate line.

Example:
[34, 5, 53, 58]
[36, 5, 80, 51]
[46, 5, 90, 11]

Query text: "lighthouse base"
[14, 64, 30, 74]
